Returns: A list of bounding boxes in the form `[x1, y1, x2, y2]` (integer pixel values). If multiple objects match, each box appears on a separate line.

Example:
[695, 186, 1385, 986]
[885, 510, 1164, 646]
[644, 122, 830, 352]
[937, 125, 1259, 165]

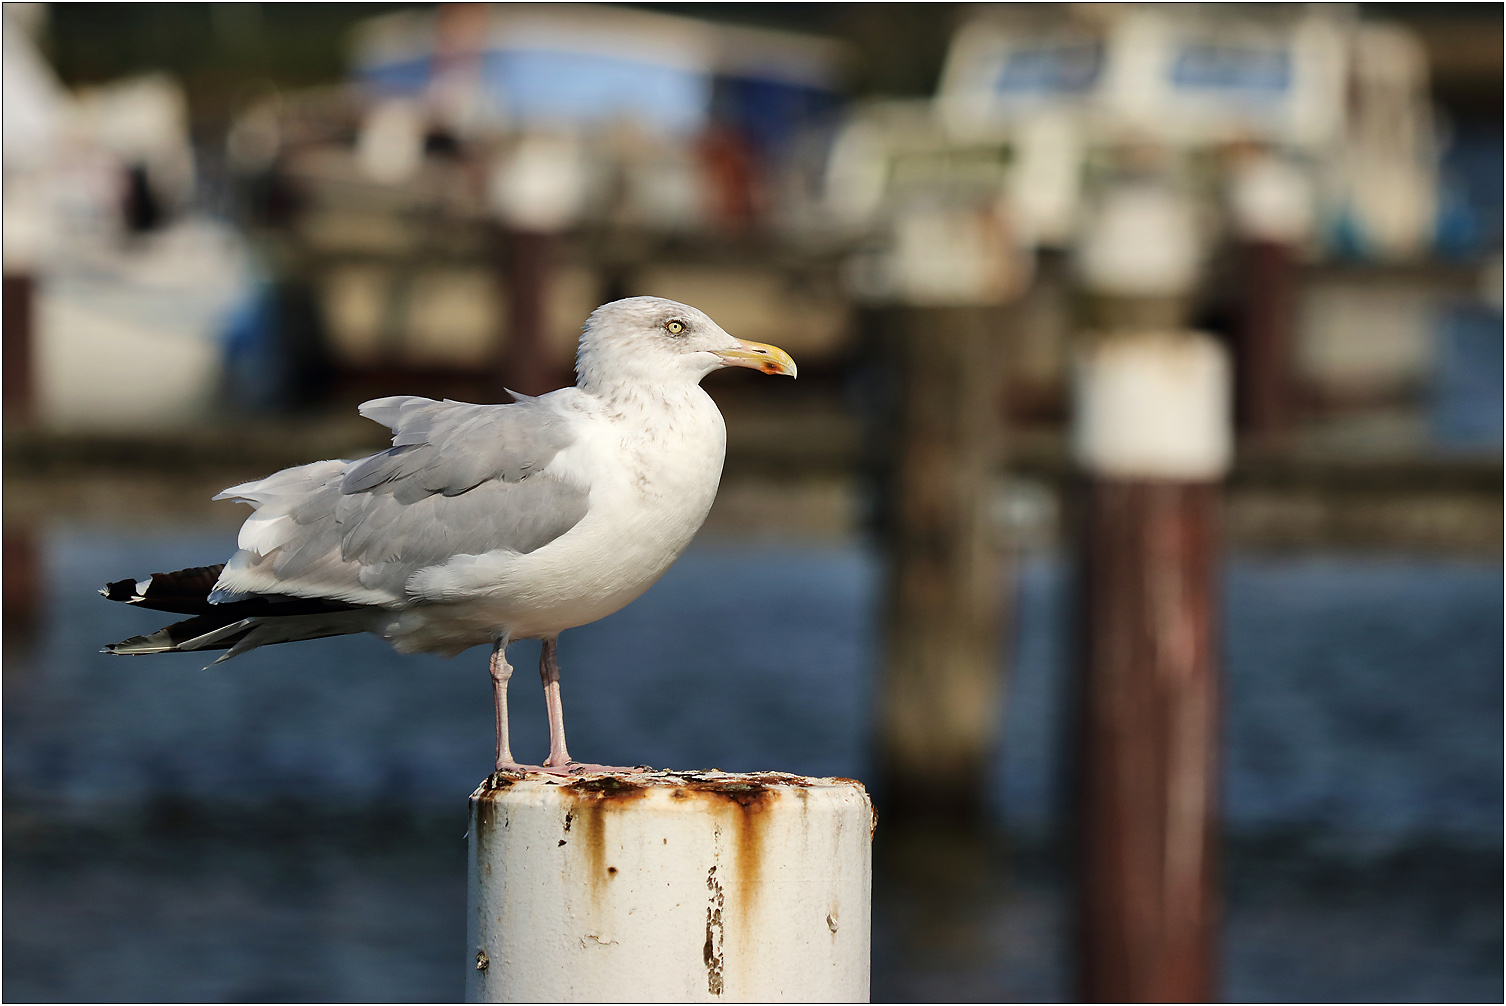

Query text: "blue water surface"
[8, 529, 1501, 851]
[6, 527, 1501, 1003]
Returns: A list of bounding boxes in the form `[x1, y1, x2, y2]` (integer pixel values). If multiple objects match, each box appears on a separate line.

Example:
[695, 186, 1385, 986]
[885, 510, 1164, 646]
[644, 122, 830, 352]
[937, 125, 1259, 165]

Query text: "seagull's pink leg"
[539, 636, 573, 768]
[538, 637, 648, 775]
[490, 636, 527, 772]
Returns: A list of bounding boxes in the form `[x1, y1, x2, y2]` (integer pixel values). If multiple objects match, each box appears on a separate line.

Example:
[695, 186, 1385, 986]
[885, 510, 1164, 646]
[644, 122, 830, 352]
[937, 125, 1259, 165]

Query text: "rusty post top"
[470, 769, 873, 818]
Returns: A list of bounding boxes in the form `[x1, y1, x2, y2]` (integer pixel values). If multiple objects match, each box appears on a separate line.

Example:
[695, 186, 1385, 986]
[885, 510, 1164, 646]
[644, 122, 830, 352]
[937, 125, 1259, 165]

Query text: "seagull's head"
[575, 296, 797, 392]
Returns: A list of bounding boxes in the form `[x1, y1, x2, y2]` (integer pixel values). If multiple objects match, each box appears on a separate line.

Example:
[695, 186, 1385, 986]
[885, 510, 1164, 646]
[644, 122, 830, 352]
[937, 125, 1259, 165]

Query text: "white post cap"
[356, 98, 425, 185]
[487, 132, 588, 231]
[1229, 153, 1315, 244]
[1072, 330, 1233, 481]
[1077, 180, 1203, 298]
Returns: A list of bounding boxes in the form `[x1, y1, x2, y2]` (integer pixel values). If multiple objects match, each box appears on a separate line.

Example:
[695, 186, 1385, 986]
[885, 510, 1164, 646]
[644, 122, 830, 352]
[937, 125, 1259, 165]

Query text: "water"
[5, 527, 1501, 1001]
[6, 531, 878, 809]
[1432, 303, 1505, 450]
[998, 554, 1503, 847]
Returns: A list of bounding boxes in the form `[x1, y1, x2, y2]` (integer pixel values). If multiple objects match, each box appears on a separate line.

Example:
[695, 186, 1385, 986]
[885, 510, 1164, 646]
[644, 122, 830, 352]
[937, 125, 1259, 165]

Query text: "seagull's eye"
[665, 320, 686, 335]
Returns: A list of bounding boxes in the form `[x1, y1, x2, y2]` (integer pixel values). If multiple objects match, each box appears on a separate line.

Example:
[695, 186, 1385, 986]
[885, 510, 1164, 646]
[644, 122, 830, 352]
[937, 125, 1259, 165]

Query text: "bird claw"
[489, 761, 648, 780]
[489, 762, 532, 783]
[562, 761, 650, 776]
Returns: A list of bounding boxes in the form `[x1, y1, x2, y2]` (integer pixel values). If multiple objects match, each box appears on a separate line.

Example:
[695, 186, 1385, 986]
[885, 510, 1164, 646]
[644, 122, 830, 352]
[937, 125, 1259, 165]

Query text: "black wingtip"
[99, 565, 229, 614]
[102, 578, 141, 603]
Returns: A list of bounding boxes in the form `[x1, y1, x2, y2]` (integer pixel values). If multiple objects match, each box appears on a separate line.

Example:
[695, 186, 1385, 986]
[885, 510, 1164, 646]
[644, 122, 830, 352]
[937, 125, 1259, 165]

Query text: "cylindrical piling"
[3, 272, 35, 423]
[496, 227, 562, 398]
[874, 305, 1007, 819]
[487, 131, 586, 398]
[1227, 149, 1312, 443]
[1235, 238, 1298, 442]
[1070, 330, 1232, 1003]
[467, 771, 874, 1004]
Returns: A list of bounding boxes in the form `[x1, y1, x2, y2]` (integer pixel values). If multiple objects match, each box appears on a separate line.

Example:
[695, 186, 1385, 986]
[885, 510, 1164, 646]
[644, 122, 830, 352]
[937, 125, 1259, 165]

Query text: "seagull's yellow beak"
[712, 339, 798, 378]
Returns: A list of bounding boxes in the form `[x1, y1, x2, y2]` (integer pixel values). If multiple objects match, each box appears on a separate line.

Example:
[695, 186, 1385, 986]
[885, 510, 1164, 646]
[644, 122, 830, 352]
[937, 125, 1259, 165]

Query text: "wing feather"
[211, 393, 589, 607]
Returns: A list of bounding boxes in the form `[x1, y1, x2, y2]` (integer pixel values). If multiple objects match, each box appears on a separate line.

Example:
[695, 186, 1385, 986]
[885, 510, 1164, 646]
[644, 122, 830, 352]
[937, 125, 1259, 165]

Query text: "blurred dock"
[7, 4, 1497, 558]
[6, 402, 1499, 554]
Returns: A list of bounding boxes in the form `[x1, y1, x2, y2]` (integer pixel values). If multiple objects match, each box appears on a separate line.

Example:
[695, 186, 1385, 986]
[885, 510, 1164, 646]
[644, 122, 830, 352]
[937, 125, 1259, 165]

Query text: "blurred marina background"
[3, 2, 1500, 1001]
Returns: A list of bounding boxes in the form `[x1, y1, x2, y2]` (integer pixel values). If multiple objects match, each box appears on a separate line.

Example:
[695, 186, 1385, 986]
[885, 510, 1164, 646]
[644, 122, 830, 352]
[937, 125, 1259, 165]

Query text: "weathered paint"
[466, 770, 873, 1003]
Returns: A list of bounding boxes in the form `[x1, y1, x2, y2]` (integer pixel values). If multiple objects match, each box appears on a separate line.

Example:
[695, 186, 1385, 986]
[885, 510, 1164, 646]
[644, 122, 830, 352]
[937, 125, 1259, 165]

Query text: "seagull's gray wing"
[210, 393, 591, 607]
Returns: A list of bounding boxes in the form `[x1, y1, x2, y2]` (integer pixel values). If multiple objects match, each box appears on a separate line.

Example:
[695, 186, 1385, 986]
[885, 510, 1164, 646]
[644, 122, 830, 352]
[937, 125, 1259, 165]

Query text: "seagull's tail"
[101, 564, 376, 664]
[102, 564, 228, 614]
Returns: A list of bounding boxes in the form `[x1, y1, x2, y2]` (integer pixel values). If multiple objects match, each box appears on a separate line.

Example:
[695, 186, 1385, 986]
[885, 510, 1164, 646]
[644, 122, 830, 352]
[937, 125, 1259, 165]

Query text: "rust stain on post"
[686, 777, 776, 923]
[563, 776, 649, 890]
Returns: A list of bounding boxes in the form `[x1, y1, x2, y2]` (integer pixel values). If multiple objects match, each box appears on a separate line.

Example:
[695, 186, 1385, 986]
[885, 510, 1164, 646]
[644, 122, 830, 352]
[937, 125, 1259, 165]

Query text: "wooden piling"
[496, 227, 565, 399]
[1069, 330, 1231, 1003]
[3, 272, 35, 423]
[1075, 479, 1221, 1002]
[1235, 239, 1298, 442]
[486, 130, 586, 400]
[874, 305, 1007, 819]
[1225, 149, 1312, 445]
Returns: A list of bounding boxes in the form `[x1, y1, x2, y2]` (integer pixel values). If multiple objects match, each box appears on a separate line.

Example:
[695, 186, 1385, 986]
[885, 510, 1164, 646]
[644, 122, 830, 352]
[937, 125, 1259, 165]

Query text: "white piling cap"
[1072, 330, 1233, 481]
[1077, 181, 1203, 298]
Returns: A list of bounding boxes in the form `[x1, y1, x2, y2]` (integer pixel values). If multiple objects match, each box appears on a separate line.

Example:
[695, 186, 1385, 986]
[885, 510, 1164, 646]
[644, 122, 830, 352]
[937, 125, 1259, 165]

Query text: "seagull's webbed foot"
[492, 758, 532, 775]
[562, 761, 651, 775]
[489, 761, 652, 780]
[487, 762, 531, 786]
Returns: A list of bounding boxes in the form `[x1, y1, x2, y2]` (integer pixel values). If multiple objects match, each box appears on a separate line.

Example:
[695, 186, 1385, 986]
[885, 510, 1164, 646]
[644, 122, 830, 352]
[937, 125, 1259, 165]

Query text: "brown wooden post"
[1236, 238, 1297, 442]
[2, 528, 42, 658]
[3, 272, 35, 423]
[1070, 330, 1232, 1003]
[875, 305, 1007, 819]
[1077, 479, 1221, 1002]
[1224, 148, 1312, 446]
[486, 130, 584, 401]
[496, 228, 563, 399]
[2, 238, 42, 655]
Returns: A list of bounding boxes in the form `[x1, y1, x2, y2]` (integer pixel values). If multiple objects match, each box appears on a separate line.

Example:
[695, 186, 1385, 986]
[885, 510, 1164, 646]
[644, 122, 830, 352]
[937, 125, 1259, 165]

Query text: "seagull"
[101, 297, 796, 774]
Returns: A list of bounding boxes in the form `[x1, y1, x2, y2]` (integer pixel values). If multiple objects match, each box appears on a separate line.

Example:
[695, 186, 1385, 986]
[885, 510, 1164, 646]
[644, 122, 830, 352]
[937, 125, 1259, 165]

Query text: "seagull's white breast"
[388, 385, 727, 652]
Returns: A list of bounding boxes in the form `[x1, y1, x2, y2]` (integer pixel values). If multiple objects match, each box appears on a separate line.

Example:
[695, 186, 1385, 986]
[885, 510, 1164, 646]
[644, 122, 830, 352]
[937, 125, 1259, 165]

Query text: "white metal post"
[467, 771, 874, 1003]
